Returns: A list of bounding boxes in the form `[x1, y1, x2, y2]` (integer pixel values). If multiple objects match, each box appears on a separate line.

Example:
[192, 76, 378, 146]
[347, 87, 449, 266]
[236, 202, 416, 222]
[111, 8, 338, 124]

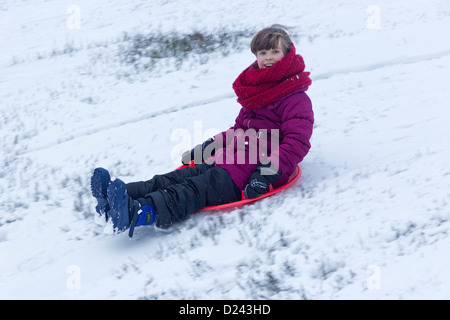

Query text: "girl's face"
[256, 46, 285, 69]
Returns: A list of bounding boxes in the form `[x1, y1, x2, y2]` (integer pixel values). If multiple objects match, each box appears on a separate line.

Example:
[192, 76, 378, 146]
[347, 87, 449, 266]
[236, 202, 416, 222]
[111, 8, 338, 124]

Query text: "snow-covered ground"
[1, 0, 449, 300]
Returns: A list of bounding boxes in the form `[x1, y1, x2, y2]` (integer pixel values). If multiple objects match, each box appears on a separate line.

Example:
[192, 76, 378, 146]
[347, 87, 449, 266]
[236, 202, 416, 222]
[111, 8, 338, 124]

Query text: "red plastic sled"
[176, 161, 302, 211]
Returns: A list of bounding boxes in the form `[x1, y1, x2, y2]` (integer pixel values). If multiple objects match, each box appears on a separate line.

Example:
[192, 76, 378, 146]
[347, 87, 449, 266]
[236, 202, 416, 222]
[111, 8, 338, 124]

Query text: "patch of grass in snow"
[117, 27, 256, 72]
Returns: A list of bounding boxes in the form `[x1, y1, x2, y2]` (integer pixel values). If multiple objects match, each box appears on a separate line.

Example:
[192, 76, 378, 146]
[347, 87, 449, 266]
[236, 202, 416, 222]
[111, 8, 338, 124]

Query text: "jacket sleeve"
[213, 107, 245, 148]
[270, 92, 314, 176]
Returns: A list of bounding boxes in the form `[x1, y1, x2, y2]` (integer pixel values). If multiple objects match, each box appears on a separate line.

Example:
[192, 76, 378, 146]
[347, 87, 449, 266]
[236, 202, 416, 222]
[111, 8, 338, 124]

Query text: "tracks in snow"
[16, 93, 235, 156]
[312, 49, 450, 81]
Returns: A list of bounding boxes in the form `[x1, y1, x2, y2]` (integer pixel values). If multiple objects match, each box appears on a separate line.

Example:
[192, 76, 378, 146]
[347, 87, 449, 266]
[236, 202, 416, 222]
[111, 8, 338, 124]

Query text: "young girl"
[91, 25, 314, 237]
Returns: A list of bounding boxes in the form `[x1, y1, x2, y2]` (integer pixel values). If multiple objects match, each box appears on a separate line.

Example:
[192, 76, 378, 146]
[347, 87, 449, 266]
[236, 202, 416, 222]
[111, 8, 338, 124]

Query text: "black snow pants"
[125, 163, 241, 229]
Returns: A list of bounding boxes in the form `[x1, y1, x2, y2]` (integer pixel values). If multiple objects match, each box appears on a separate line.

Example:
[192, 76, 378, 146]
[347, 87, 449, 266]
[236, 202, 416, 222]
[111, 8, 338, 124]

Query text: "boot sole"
[91, 168, 111, 216]
[107, 179, 130, 234]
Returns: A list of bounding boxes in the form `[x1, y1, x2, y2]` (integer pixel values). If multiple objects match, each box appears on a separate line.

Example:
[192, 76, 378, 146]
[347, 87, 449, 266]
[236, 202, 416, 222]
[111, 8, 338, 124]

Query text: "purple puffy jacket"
[210, 87, 314, 190]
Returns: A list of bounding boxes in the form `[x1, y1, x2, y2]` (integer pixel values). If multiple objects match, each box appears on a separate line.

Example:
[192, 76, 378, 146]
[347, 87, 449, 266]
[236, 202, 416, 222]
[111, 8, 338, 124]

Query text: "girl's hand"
[244, 163, 280, 198]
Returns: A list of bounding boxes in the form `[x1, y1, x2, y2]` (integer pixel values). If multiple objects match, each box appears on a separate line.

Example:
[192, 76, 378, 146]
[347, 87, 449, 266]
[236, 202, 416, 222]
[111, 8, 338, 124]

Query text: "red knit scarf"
[232, 43, 312, 110]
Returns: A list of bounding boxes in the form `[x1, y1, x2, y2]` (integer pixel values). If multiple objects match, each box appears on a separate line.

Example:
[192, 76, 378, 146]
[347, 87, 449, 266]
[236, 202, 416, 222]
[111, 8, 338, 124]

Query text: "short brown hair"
[250, 24, 293, 56]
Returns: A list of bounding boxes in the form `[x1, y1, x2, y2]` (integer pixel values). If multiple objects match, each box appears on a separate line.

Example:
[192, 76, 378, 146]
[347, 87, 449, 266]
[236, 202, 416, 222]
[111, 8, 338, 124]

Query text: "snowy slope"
[1, 0, 449, 299]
